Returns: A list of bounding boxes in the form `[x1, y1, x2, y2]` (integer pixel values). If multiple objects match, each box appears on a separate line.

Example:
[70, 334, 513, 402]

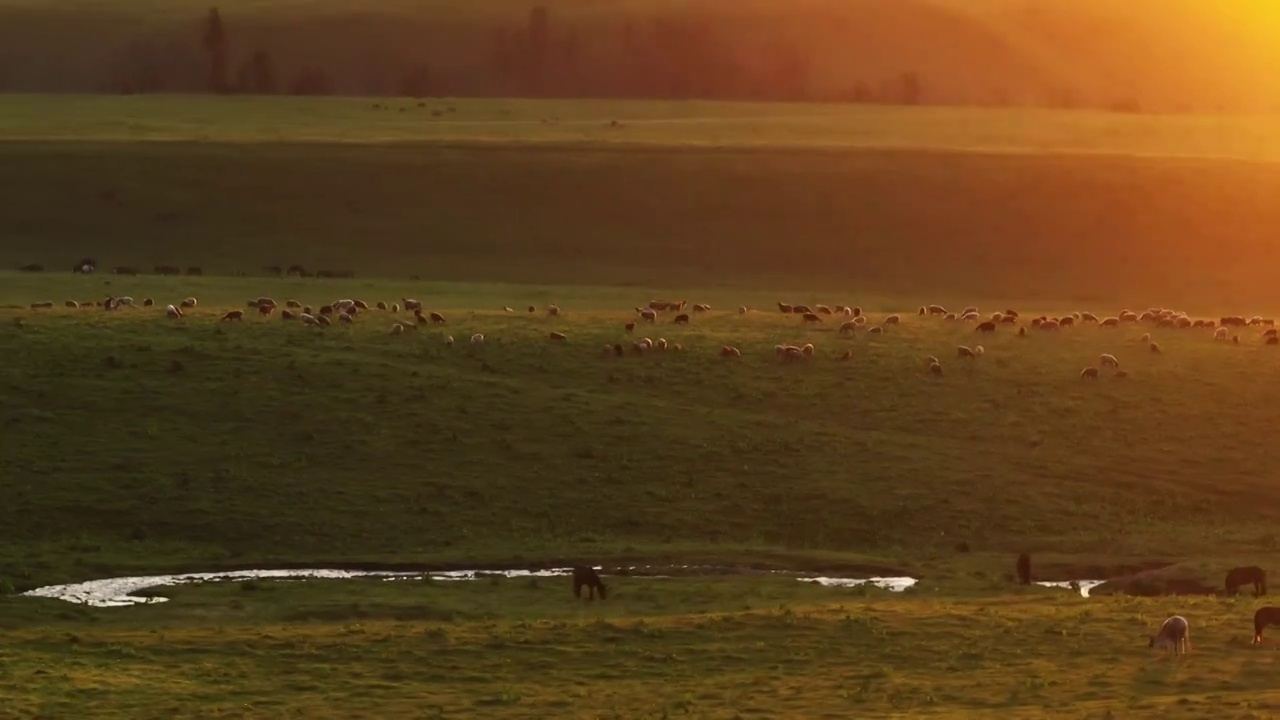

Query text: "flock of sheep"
[21, 294, 1280, 378]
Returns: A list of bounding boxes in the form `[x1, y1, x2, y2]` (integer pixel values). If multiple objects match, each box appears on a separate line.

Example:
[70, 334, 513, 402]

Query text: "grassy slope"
[5, 98, 1280, 306]
[4, 274, 1280, 589]
[4, 577, 1280, 718]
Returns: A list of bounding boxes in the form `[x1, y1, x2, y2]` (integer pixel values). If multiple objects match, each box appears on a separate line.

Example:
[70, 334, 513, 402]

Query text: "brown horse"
[573, 566, 608, 601]
[1226, 566, 1267, 597]
[1016, 553, 1032, 585]
[1254, 606, 1280, 644]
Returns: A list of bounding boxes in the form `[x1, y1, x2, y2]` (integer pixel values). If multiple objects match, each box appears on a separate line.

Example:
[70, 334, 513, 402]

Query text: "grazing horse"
[1226, 566, 1267, 597]
[1149, 615, 1191, 656]
[1254, 606, 1280, 645]
[572, 566, 608, 601]
[1016, 553, 1032, 585]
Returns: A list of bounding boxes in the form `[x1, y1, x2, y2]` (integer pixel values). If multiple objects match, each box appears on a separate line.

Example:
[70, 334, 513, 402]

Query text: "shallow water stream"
[21, 567, 921, 607]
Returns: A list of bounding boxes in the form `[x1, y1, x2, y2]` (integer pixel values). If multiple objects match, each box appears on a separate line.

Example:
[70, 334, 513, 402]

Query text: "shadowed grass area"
[3, 577, 1280, 718]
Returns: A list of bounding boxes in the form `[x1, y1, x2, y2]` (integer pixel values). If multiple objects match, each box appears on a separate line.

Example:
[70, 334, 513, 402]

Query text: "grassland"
[6, 98, 1280, 306]
[6, 95, 1280, 716]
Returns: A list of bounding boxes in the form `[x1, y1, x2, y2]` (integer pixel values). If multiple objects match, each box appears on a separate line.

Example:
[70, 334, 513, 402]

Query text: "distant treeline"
[0, 1, 1272, 113]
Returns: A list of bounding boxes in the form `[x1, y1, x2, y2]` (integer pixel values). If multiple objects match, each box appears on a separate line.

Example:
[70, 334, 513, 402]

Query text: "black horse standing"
[1016, 553, 1032, 585]
[573, 566, 608, 601]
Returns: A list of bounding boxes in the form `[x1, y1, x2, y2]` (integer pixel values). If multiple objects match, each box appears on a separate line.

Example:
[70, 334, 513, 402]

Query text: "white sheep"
[973, 345, 985, 357]
[1099, 353, 1119, 368]
[470, 333, 484, 344]
[1214, 327, 1228, 341]
[389, 323, 405, 335]
[180, 297, 197, 309]
[957, 345, 975, 358]
[884, 314, 901, 325]
[165, 304, 183, 319]
[445, 335, 455, 346]
[1081, 367, 1099, 380]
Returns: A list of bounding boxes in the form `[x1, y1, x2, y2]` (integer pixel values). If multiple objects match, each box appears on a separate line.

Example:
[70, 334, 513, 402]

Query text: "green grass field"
[5, 96, 1280, 717]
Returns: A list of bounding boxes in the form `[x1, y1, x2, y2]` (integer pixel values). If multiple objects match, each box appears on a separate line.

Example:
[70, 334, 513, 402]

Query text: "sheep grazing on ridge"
[961, 306, 978, 316]
[503, 306, 514, 313]
[549, 331, 567, 341]
[720, 345, 741, 358]
[739, 305, 748, 314]
[928, 362, 943, 375]
[317, 315, 331, 327]
[220, 310, 244, 322]
[1149, 615, 1191, 657]
[471, 333, 485, 344]
[925, 355, 939, 366]
[143, 298, 154, 307]
[868, 326, 883, 335]
[445, 335, 455, 346]
[389, 323, 405, 335]
[281, 310, 296, 320]
[802, 312, 822, 323]
[403, 298, 422, 312]
[814, 304, 831, 314]
[640, 308, 657, 322]
[777, 302, 793, 313]
[300, 313, 318, 325]
[655, 338, 667, 350]
[1215, 327, 1229, 341]
[801, 343, 815, 357]
[839, 320, 858, 334]
[973, 345, 985, 357]
[338, 312, 353, 324]
[927, 305, 947, 315]
[673, 313, 690, 324]
[29, 301, 54, 309]
[956, 346, 975, 359]
[918, 306, 927, 316]
[1080, 367, 1099, 380]
[976, 321, 997, 333]
[1264, 328, 1278, 339]
[884, 314, 901, 325]
[429, 311, 446, 324]
[64, 300, 79, 308]
[546, 305, 561, 317]
[180, 297, 197, 309]
[693, 303, 711, 313]
[1099, 353, 1119, 368]
[1149, 342, 1161, 353]
[1100, 317, 1120, 327]
[286, 300, 302, 308]
[1080, 312, 1099, 323]
[165, 304, 183, 319]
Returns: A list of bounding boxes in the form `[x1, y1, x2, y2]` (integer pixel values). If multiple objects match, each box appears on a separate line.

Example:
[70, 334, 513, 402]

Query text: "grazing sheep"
[1080, 366, 1099, 380]
[961, 312, 980, 322]
[281, 310, 296, 320]
[180, 297, 197, 309]
[793, 305, 812, 315]
[638, 338, 653, 350]
[777, 302, 793, 313]
[1059, 316, 1075, 327]
[868, 326, 883, 335]
[673, 313, 690, 324]
[445, 335, 455, 346]
[956, 346, 975, 358]
[317, 315, 331, 327]
[1234, 335, 1241, 344]
[961, 306, 978, 316]
[116, 296, 134, 307]
[720, 345, 741, 358]
[429, 311, 446, 324]
[143, 298, 154, 307]
[1268, 336, 1279, 346]
[353, 300, 369, 310]
[29, 301, 54, 309]
[884, 314, 901, 325]
[944, 313, 958, 321]
[838, 349, 853, 361]
[547, 305, 561, 317]
[390, 323, 405, 335]
[738, 305, 748, 314]
[802, 312, 822, 323]
[801, 343, 815, 357]
[549, 331, 567, 341]
[1080, 312, 1099, 323]
[655, 338, 667, 350]
[1149, 615, 1191, 657]
[693, 303, 711, 313]
[973, 345, 984, 357]
[918, 306, 927, 315]
[854, 315, 867, 325]
[391, 303, 400, 313]
[300, 313, 317, 325]
[64, 300, 78, 308]
[814, 304, 831, 314]
[1099, 353, 1119, 368]
[839, 320, 858, 334]
[376, 301, 388, 310]
[258, 304, 275, 316]
[338, 312, 353, 324]
[165, 304, 183, 319]
[925, 355, 939, 366]
[1099, 317, 1120, 327]
[1018, 326, 1026, 337]
[1040, 319, 1060, 330]
[1149, 342, 1161, 353]
[403, 298, 422, 312]
[976, 321, 997, 333]
[1264, 328, 1278, 339]
[220, 310, 244, 322]
[1214, 327, 1229, 340]
[928, 304, 947, 316]
[640, 308, 657, 322]
[928, 361, 943, 375]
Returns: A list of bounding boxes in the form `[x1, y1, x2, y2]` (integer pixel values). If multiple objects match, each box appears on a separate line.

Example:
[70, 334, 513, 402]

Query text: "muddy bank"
[21, 565, 920, 608]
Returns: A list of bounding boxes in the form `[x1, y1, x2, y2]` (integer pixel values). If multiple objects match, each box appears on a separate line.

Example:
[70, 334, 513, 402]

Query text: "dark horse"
[1226, 566, 1267, 597]
[1254, 606, 1280, 644]
[1016, 553, 1032, 585]
[572, 566, 608, 601]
